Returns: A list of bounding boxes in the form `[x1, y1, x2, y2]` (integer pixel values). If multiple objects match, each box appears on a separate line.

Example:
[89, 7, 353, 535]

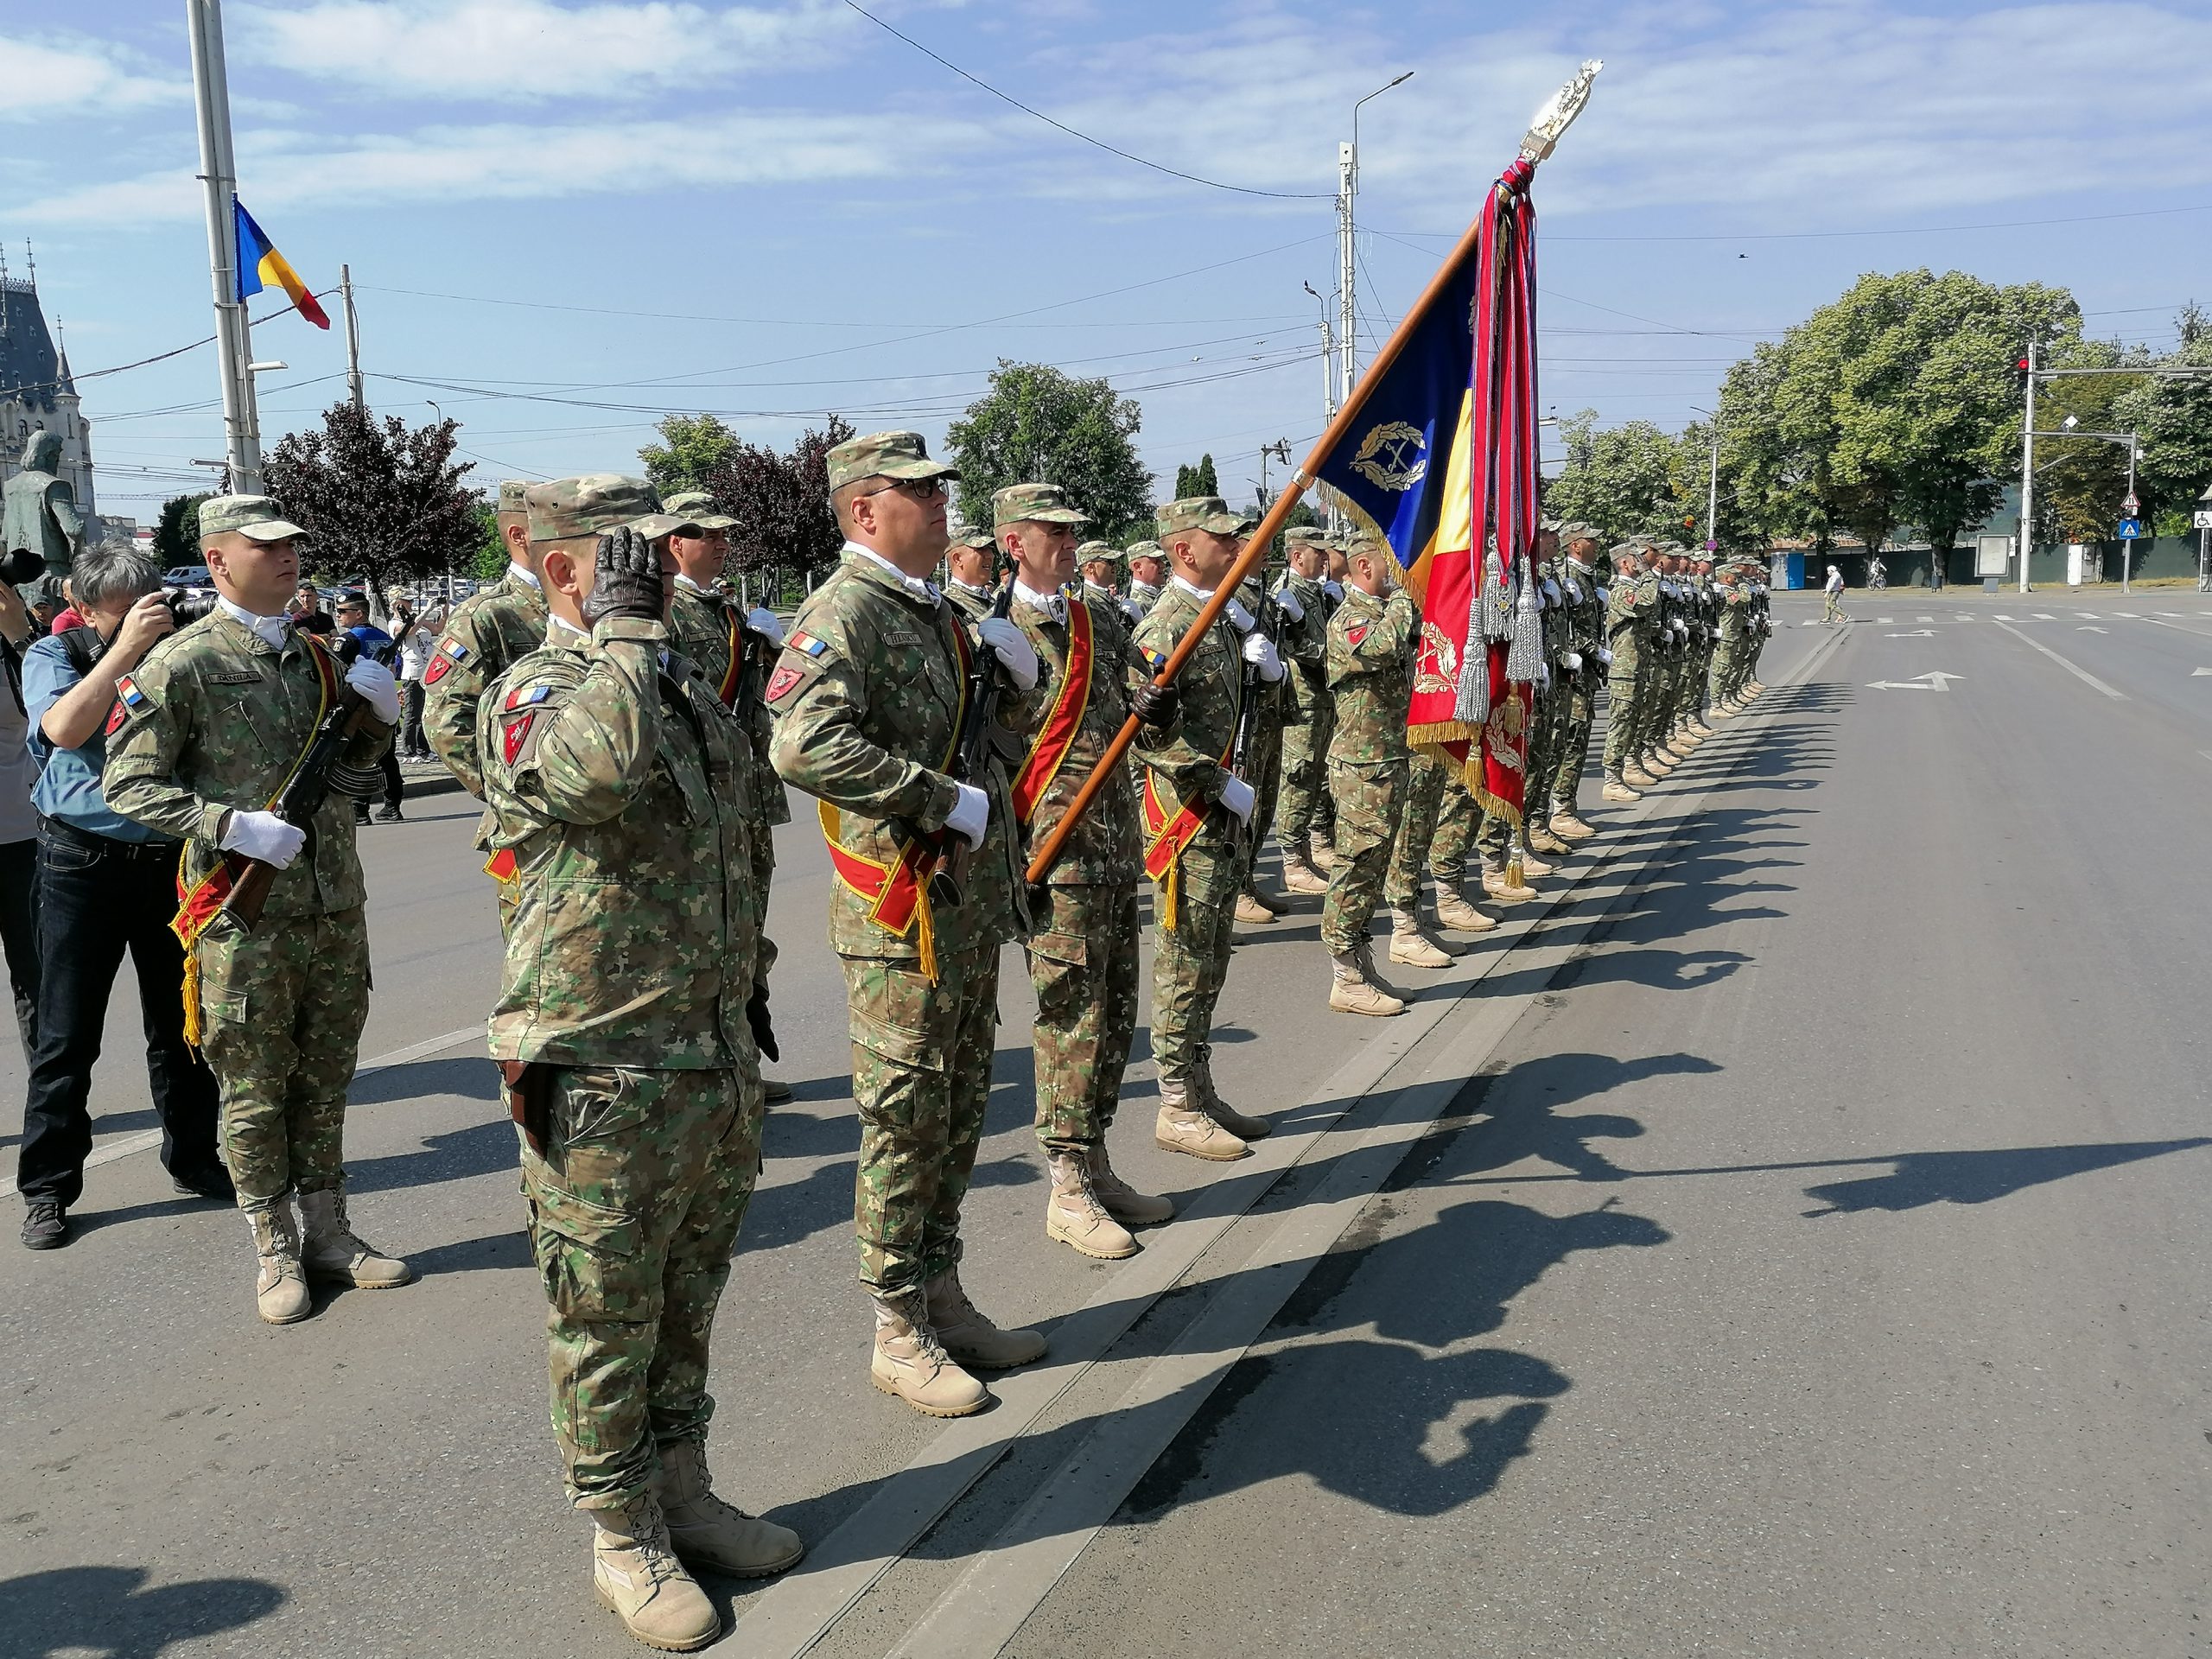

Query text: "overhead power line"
[840, 0, 1329, 200]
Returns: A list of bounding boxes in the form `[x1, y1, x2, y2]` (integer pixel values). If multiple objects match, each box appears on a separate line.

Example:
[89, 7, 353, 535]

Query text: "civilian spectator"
[50, 591, 84, 634]
[16, 543, 227, 1252]
[289, 582, 329, 632]
[27, 578, 60, 637]
[0, 578, 41, 1052]
[335, 593, 404, 823]
[390, 596, 443, 761]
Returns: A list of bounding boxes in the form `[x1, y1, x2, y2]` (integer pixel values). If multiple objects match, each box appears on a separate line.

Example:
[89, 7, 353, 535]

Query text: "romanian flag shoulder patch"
[104, 674, 153, 736]
[422, 635, 470, 687]
[787, 630, 830, 658]
[504, 681, 554, 713]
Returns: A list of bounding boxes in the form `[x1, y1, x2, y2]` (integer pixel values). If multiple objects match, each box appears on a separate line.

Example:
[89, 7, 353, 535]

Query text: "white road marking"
[1878, 616, 1895, 624]
[1885, 629, 1936, 638]
[2079, 626, 2108, 633]
[2033, 612, 2056, 620]
[1866, 671, 1964, 690]
[2192, 667, 2212, 677]
[2146, 617, 2212, 641]
[2077, 612, 2101, 620]
[1916, 614, 1935, 622]
[2112, 610, 2139, 618]
[1994, 613, 2014, 620]
[1992, 620, 2126, 700]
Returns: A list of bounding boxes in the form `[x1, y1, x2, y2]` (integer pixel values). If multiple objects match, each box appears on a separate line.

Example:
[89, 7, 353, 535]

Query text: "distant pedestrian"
[1823, 563, 1847, 625]
[336, 592, 404, 822]
[390, 596, 443, 760]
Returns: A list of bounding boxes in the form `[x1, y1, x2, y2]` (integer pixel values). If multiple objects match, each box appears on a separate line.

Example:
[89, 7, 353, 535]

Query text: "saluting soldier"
[1545, 523, 1605, 840]
[480, 486, 798, 1653]
[769, 431, 1047, 1419]
[1134, 496, 1279, 1160]
[1124, 541, 1166, 619]
[1272, 526, 1335, 896]
[664, 490, 798, 1104]
[994, 484, 1180, 1260]
[944, 530, 998, 621]
[1600, 543, 1651, 801]
[105, 495, 411, 1325]
[1319, 534, 1420, 1016]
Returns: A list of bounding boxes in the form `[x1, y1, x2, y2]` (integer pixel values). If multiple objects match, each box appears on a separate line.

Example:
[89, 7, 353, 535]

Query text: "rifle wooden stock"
[1022, 208, 1492, 885]
[219, 691, 376, 931]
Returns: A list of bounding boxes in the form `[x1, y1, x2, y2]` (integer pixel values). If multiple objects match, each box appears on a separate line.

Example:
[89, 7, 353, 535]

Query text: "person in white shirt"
[1823, 563, 1847, 625]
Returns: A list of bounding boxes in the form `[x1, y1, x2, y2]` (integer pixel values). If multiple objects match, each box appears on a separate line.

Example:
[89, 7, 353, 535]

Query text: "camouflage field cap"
[1282, 526, 1331, 549]
[1124, 539, 1164, 563]
[1156, 495, 1251, 539]
[1076, 539, 1124, 564]
[1609, 542, 1643, 563]
[948, 527, 999, 553]
[992, 481, 1090, 529]
[1555, 519, 1603, 547]
[826, 430, 958, 495]
[526, 474, 695, 543]
[661, 490, 738, 531]
[200, 494, 308, 543]
[498, 480, 530, 514]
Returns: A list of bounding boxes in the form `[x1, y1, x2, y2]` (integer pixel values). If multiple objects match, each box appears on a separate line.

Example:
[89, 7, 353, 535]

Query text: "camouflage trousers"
[1551, 675, 1598, 810]
[1600, 649, 1643, 776]
[196, 906, 369, 1206]
[1431, 773, 1478, 884]
[519, 1063, 763, 1511]
[1319, 758, 1405, 953]
[844, 945, 1000, 1298]
[1274, 705, 1334, 851]
[1027, 883, 1141, 1154]
[1237, 718, 1284, 894]
[1150, 830, 1238, 1083]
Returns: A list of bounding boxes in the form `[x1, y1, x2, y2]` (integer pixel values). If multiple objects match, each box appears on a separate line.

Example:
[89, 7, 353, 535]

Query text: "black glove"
[582, 525, 665, 627]
[746, 982, 779, 1064]
[1129, 680, 1179, 728]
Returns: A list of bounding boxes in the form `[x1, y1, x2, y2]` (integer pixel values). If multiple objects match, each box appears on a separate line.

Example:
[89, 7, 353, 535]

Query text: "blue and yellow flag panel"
[233, 200, 330, 330]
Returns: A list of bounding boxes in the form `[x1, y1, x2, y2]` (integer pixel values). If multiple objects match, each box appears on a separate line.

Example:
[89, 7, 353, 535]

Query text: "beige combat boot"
[1046, 1150, 1139, 1260]
[296, 1183, 413, 1289]
[1515, 843, 1555, 878]
[1281, 850, 1328, 895]
[1233, 891, 1277, 925]
[1688, 716, 1715, 739]
[1621, 761, 1656, 787]
[1481, 862, 1541, 906]
[245, 1199, 312, 1325]
[1193, 1051, 1270, 1142]
[1643, 749, 1675, 777]
[871, 1290, 989, 1417]
[1154, 1077, 1249, 1161]
[926, 1268, 1047, 1370]
[762, 1077, 794, 1103]
[1087, 1143, 1173, 1225]
[591, 1491, 720, 1652]
[1548, 810, 1596, 842]
[1708, 700, 1736, 720]
[652, 1438, 804, 1580]
[1433, 885, 1497, 932]
[1387, 906, 1453, 969]
[1526, 822, 1571, 856]
[1329, 949, 1406, 1017]
[1306, 833, 1336, 874]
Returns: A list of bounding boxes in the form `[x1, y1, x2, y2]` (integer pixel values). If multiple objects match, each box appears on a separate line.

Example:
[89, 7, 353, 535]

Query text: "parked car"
[162, 565, 214, 592]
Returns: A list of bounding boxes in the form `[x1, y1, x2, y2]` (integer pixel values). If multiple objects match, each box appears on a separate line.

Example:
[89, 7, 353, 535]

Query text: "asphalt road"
[5, 590, 2208, 1659]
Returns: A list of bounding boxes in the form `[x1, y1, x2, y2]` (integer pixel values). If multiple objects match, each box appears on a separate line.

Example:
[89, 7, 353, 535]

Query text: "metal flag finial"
[1519, 59, 1603, 165]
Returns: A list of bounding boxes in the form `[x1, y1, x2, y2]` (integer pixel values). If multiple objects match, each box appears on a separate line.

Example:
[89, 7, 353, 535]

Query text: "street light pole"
[2018, 339, 2037, 594]
[187, 0, 262, 493]
[342, 263, 365, 413]
[1339, 72, 1414, 412]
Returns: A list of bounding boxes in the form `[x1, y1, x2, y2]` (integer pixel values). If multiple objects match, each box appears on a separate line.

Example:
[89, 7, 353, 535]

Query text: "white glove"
[1120, 598, 1143, 623]
[745, 607, 785, 646]
[1563, 650, 1582, 671]
[1217, 774, 1255, 824]
[344, 657, 403, 725]
[944, 781, 988, 848]
[1565, 578, 1584, 602]
[220, 807, 307, 868]
[1274, 588, 1306, 623]
[1323, 581, 1344, 601]
[1534, 662, 1551, 690]
[1597, 586, 1611, 605]
[1224, 598, 1255, 632]
[977, 616, 1039, 691]
[1597, 646, 1613, 665]
[1242, 632, 1284, 681]
[1541, 577, 1560, 604]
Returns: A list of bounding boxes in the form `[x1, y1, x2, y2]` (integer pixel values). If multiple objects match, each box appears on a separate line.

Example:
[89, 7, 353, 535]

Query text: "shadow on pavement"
[0, 1564, 283, 1656]
[1801, 1137, 2212, 1217]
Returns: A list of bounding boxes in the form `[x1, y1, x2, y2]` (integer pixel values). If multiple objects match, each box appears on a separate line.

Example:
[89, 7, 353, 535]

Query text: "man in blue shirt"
[16, 544, 226, 1250]
[334, 592, 404, 823]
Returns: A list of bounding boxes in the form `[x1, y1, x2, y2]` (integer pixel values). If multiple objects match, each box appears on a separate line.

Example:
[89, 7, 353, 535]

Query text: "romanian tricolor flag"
[233, 200, 330, 330]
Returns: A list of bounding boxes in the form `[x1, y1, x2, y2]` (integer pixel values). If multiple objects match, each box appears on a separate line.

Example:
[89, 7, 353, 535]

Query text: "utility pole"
[2122, 437, 2139, 594]
[1339, 72, 1413, 414]
[1256, 438, 1291, 510]
[2017, 338, 2037, 594]
[187, 0, 261, 493]
[1303, 281, 1339, 534]
[341, 263, 365, 413]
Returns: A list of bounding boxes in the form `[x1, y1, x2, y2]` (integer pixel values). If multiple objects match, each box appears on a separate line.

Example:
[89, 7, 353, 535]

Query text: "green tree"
[263, 403, 479, 608]
[1173, 453, 1222, 501]
[153, 492, 209, 567]
[2116, 304, 2212, 537]
[471, 499, 506, 582]
[704, 414, 854, 588]
[639, 413, 742, 496]
[946, 362, 1153, 543]
[1545, 412, 1701, 545]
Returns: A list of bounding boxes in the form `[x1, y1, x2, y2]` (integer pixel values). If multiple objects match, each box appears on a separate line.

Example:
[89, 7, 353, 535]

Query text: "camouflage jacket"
[1233, 575, 1286, 728]
[1605, 574, 1648, 659]
[944, 582, 996, 623]
[423, 571, 548, 800]
[1006, 588, 1164, 888]
[1325, 586, 1418, 769]
[768, 549, 1022, 961]
[1538, 561, 1574, 671]
[1131, 579, 1243, 816]
[1125, 580, 1161, 620]
[1557, 562, 1605, 667]
[1717, 577, 1752, 634]
[1274, 571, 1332, 725]
[104, 612, 393, 920]
[1637, 572, 1666, 651]
[669, 579, 793, 834]
[480, 616, 759, 1069]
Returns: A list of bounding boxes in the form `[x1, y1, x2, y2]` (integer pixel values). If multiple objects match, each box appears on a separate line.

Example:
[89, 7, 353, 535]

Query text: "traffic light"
[2014, 354, 2032, 391]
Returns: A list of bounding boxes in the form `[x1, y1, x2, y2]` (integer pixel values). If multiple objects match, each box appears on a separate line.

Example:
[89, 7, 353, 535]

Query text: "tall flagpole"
[188, 0, 262, 493]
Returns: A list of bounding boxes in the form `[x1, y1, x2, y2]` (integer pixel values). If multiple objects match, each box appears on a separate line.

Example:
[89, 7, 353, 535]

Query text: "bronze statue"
[3, 429, 85, 578]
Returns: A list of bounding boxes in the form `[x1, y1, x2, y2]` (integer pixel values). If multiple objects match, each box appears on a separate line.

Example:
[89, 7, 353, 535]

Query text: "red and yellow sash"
[1140, 727, 1236, 931]
[818, 613, 972, 981]
[1010, 600, 1090, 828]
[715, 604, 743, 709]
[169, 634, 345, 1046]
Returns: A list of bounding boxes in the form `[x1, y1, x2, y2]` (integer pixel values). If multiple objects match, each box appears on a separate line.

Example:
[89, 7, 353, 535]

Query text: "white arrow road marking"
[1916, 614, 1934, 622]
[2192, 667, 2212, 677]
[2079, 626, 2108, 633]
[1885, 629, 1937, 637]
[1866, 671, 1965, 690]
[1993, 620, 2126, 700]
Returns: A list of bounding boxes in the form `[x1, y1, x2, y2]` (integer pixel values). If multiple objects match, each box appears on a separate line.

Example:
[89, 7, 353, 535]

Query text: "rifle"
[1224, 580, 1280, 849]
[220, 636, 376, 929]
[929, 582, 1015, 908]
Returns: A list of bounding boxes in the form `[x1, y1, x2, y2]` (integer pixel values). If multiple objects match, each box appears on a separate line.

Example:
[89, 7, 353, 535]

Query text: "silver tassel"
[1504, 565, 1544, 683]
[1479, 545, 1514, 644]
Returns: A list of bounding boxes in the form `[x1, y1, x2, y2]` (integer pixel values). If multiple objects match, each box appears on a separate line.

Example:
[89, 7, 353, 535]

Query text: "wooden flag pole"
[1023, 209, 1492, 885]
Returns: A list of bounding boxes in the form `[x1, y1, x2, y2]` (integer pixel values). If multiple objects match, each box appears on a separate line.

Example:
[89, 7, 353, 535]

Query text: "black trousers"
[0, 836, 38, 1054]
[401, 679, 428, 758]
[15, 825, 221, 1207]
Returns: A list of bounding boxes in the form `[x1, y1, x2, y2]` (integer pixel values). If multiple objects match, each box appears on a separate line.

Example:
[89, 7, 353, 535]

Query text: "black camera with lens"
[162, 588, 220, 626]
[0, 548, 48, 587]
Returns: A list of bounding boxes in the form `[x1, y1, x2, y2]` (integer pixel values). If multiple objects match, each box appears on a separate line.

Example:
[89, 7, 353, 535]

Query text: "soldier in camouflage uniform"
[1273, 526, 1336, 895]
[1545, 524, 1605, 840]
[1075, 539, 1124, 613]
[105, 495, 411, 1325]
[1472, 528, 1565, 890]
[1124, 541, 1166, 619]
[1600, 543, 1653, 802]
[1134, 497, 1280, 1159]
[664, 490, 798, 1104]
[480, 485, 799, 1653]
[769, 431, 1047, 1419]
[1641, 549, 1686, 780]
[1310, 540, 1351, 867]
[1228, 552, 1289, 925]
[424, 480, 550, 932]
[944, 530, 998, 622]
[1319, 536, 1420, 1015]
[995, 485, 1182, 1261]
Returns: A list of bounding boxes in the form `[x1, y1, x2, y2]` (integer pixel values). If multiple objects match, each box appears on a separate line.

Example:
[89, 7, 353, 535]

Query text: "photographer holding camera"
[334, 593, 404, 823]
[15, 545, 226, 1251]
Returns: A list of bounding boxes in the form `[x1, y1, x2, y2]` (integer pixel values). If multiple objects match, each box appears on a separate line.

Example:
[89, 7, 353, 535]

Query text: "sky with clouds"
[11, 0, 2212, 517]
